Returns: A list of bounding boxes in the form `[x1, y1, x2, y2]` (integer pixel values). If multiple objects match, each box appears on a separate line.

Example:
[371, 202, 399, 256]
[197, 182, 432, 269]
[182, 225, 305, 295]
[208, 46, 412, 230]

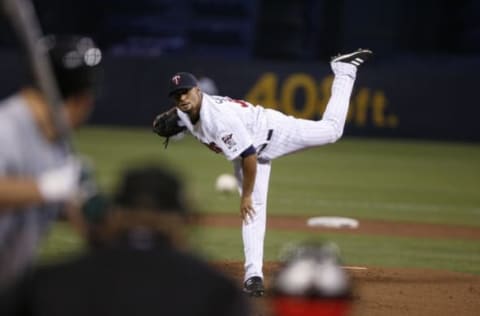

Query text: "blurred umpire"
[0, 35, 103, 293]
[2, 165, 251, 316]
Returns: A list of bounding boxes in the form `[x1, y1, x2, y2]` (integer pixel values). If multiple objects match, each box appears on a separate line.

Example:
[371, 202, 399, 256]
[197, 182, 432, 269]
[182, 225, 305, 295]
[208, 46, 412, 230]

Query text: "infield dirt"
[200, 214, 480, 316]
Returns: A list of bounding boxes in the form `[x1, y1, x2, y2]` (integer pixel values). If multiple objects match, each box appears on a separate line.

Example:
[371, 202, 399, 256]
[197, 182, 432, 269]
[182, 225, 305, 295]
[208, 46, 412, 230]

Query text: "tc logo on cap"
[171, 75, 181, 85]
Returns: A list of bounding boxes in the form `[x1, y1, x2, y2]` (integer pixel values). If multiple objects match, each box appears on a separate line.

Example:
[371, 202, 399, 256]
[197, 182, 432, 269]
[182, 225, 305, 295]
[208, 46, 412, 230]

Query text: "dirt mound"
[203, 213, 480, 316]
[213, 261, 480, 316]
[197, 214, 480, 240]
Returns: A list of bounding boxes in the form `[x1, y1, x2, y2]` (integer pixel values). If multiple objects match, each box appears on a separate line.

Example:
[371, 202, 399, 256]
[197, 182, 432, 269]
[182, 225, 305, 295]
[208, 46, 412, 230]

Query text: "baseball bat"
[1, 0, 73, 151]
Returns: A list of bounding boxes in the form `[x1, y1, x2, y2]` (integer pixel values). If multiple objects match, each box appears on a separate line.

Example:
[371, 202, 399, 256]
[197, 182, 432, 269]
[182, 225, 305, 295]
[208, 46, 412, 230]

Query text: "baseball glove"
[152, 107, 186, 148]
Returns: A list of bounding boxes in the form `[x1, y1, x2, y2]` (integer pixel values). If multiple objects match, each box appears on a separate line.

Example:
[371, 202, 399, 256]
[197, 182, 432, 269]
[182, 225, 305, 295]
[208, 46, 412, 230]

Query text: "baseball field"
[40, 126, 480, 316]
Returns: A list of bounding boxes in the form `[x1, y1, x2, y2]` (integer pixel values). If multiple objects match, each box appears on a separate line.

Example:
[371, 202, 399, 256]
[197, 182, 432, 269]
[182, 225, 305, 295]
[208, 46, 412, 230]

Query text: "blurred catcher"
[1, 165, 251, 316]
[0, 35, 103, 292]
[270, 242, 353, 316]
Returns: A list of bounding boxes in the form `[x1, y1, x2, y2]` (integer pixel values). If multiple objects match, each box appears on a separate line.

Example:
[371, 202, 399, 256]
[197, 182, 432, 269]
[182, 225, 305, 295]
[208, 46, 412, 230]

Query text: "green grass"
[38, 222, 86, 264]
[36, 126, 480, 275]
[193, 227, 480, 275]
[269, 137, 480, 226]
[74, 126, 480, 226]
[41, 224, 480, 275]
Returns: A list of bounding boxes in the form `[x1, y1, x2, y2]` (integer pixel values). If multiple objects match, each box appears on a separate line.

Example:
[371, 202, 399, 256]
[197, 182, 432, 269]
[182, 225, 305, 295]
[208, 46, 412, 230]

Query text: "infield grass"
[37, 126, 480, 275]
[74, 126, 480, 226]
[192, 227, 480, 275]
[41, 223, 480, 275]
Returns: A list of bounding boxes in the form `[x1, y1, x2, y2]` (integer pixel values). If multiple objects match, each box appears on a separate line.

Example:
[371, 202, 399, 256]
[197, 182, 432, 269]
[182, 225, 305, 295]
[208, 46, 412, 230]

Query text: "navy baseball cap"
[168, 72, 198, 96]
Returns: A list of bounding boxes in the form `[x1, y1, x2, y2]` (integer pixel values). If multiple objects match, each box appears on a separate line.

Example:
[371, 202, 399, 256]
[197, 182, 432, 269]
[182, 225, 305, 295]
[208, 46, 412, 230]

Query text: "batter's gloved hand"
[37, 155, 101, 205]
[37, 156, 83, 203]
[152, 107, 186, 148]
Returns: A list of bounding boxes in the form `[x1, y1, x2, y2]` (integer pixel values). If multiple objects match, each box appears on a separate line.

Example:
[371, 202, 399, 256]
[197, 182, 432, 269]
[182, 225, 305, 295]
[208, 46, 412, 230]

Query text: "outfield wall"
[1, 53, 479, 141]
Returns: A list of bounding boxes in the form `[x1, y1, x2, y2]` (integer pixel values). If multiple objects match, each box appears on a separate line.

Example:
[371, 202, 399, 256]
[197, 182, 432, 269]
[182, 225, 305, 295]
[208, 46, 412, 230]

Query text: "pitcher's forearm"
[241, 153, 257, 198]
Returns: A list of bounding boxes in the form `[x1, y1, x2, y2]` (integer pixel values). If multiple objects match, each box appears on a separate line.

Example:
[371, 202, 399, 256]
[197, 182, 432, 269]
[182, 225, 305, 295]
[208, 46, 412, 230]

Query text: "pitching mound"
[201, 214, 480, 316]
[213, 261, 480, 316]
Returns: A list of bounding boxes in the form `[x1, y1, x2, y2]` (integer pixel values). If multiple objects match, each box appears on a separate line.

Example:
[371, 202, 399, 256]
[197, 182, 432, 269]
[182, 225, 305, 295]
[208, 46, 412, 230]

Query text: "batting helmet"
[39, 35, 103, 99]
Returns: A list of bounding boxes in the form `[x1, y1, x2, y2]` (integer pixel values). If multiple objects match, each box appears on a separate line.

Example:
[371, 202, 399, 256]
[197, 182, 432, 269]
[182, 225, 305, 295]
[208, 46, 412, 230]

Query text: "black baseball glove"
[152, 107, 186, 148]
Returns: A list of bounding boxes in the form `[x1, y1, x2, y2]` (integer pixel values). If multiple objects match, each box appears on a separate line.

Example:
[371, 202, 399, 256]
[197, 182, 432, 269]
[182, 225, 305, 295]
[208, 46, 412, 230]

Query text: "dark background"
[1, 0, 479, 141]
[2, 0, 479, 60]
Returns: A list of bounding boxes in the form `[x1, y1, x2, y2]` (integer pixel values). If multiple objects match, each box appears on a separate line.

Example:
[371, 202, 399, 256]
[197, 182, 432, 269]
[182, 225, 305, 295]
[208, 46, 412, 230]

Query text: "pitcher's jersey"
[177, 94, 270, 160]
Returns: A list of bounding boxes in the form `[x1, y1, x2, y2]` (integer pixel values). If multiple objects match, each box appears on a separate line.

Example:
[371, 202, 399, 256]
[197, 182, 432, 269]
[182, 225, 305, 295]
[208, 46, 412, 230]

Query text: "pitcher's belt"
[257, 129, 273, 155]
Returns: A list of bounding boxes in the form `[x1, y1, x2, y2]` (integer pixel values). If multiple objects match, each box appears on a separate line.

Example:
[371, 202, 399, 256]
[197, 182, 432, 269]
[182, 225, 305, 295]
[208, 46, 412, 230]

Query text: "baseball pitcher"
[153, 49, 372, 296]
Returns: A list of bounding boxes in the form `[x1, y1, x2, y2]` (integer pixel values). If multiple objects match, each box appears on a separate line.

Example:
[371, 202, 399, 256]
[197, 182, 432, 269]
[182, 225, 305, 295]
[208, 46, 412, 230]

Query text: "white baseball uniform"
[177, 61, 357, 281]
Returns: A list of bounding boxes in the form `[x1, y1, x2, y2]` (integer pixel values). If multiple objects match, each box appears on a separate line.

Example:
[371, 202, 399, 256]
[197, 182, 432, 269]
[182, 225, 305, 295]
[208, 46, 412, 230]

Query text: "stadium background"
[1, 1, 480, 315]
[1, 0, 480, 140]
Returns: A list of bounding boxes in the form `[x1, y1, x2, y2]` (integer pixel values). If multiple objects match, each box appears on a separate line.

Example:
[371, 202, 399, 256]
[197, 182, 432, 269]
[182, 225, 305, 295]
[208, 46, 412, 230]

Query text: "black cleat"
[331, 48, 373, 66]
[243, 276, 265, 297]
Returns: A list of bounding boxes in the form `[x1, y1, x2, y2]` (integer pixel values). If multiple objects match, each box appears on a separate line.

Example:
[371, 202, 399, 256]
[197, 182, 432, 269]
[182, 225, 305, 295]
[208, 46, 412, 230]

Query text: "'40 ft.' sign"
[244, 72, 398, 129]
